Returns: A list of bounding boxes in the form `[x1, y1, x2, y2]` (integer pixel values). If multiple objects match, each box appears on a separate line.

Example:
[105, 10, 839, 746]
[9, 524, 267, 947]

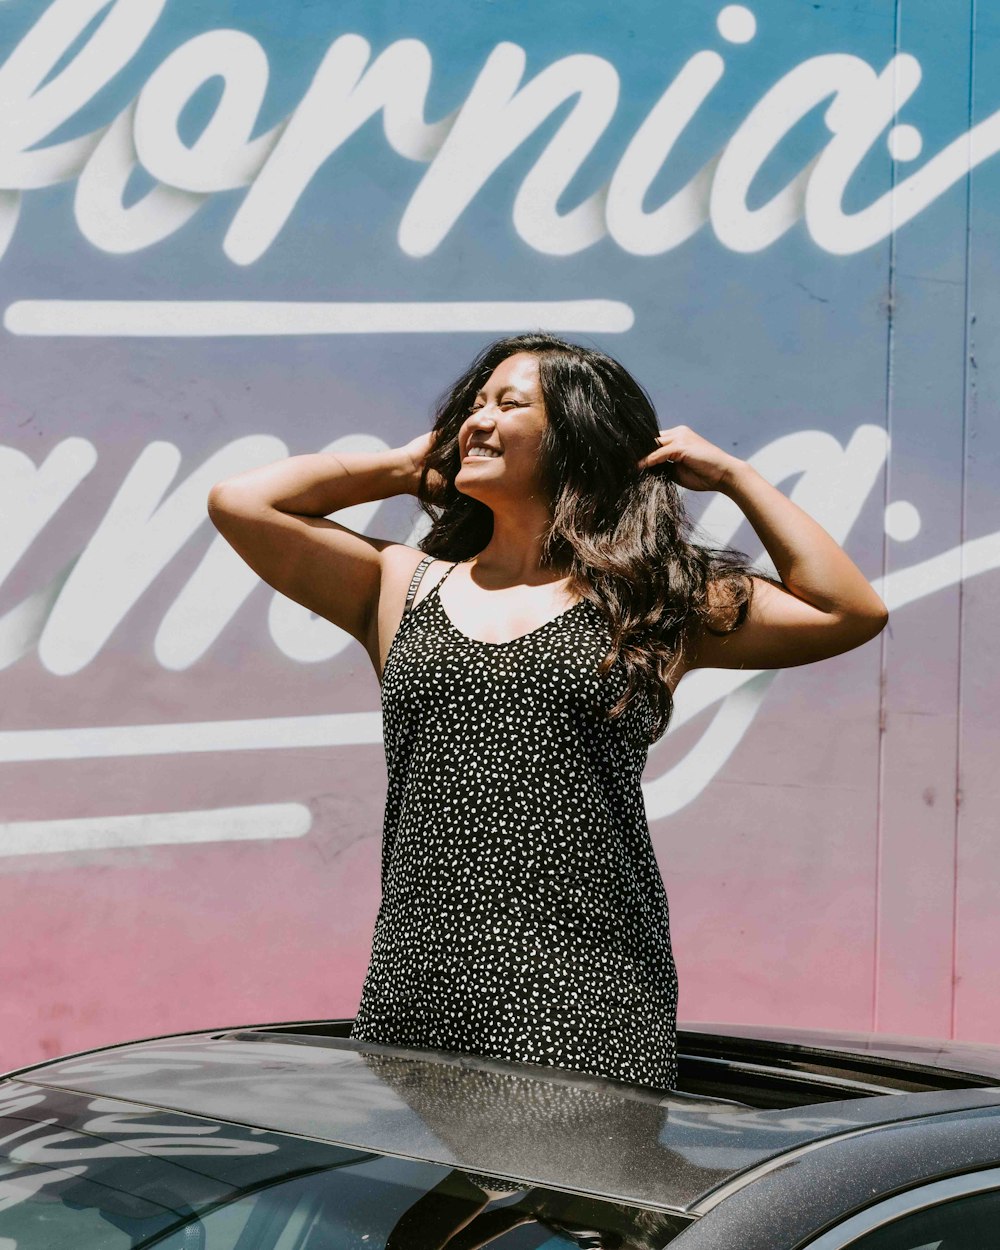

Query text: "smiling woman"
[407, 334, 887, 735]
[206, 331, 887, 1143]
[457, 353, 550, 496]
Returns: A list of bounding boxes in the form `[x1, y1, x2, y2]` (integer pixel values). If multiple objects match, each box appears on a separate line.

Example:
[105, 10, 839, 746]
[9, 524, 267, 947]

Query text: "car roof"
[13, 1020, 1000, 1214]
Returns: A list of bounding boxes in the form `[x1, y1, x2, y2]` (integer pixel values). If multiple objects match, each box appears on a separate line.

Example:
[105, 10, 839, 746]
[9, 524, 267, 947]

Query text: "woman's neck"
[469, 504, 566, 587]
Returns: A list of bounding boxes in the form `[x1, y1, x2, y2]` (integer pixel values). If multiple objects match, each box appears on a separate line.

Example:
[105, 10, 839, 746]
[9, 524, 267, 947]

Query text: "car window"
[0, 1151, 692, 1250]
[815, 1188, 1000, 1250]
[845, 1190, 1000, 1249]
[146, 1158, 694, 1250]
[0, 1082, 692, 1250]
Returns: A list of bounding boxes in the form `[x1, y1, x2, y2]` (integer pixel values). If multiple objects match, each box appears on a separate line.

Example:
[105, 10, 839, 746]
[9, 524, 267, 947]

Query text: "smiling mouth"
[464, 449, 503, 459]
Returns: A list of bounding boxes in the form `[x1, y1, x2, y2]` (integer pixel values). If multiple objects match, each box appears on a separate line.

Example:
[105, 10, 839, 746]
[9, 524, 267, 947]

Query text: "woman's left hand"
[637, 425, 743, 493]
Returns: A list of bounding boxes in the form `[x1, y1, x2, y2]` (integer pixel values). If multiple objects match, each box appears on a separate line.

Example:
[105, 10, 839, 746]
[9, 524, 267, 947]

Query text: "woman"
[207, 332, 887, 1101]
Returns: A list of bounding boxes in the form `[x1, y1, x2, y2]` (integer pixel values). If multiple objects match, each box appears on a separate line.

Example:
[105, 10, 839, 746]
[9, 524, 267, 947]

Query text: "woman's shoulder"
[380, 544, 457, 610]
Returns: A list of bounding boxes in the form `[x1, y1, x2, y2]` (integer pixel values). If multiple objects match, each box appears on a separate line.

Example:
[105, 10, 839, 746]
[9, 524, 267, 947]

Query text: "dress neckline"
[430, 560, 588, 648]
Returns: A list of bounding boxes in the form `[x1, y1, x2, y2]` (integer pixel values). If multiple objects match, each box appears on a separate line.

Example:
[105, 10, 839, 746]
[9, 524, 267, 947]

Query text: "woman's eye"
[467, 400, 521, 415]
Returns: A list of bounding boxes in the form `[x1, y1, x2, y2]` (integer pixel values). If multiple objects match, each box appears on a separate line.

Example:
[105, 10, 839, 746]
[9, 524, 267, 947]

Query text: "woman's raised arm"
[638, 425, 889, 673]
[206, 436, 429, 650]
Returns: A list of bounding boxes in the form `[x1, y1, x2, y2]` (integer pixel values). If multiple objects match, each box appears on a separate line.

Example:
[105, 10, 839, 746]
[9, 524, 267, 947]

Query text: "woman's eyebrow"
[473, 385, 531, 401]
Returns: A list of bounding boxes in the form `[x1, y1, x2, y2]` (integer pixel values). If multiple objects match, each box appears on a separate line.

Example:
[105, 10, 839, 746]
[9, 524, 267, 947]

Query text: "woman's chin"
[454, 471, 496, 501]
[455, 480, 489, 502]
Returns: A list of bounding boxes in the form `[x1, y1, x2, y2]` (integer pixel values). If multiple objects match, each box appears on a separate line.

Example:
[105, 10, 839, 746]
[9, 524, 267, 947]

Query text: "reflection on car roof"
[24, 1028, 1000, 1212]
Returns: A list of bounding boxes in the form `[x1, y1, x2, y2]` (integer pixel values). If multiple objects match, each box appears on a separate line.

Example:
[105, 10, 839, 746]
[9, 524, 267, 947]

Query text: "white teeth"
[468, 447, 501, 458]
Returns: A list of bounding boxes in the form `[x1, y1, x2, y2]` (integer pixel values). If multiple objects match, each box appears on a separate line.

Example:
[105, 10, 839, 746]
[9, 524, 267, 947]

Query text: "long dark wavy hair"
[415, 333, 766, 742]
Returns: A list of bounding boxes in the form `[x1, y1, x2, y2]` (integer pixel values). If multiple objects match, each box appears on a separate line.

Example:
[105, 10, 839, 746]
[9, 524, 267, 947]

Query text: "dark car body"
[1, 1017, 999, 1248]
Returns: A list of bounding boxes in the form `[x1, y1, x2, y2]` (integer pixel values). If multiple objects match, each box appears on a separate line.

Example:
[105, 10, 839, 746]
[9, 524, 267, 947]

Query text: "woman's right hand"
[401, 430, 447, 500]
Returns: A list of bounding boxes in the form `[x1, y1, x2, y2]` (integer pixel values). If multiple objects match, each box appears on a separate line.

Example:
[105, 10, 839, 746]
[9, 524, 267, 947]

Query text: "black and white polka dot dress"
[350, 555, 679, 1092]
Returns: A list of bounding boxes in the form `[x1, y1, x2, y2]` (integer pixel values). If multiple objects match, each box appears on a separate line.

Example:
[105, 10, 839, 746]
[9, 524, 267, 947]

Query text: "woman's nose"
[468, 407, 496, 430]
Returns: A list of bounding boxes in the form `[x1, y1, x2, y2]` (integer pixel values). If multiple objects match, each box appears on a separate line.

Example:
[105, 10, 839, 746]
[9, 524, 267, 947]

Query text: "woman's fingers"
[637, 428, 681, 470]
[637, 426, 742, 490]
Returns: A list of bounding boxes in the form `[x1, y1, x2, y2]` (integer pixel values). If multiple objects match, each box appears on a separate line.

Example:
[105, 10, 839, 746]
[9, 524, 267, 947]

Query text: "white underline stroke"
[3, 300, 636, 337]
[0, 712, 383, 763]
[0, 802, 312, 856]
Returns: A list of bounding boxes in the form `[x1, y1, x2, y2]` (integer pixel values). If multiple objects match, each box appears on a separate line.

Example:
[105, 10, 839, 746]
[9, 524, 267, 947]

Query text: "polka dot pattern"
[350, 557, 679, 1091]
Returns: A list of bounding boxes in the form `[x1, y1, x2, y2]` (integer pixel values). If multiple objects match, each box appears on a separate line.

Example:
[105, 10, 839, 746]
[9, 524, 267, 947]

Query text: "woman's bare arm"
[689, 459, 887, 670]
[638, 426, 888, 672]
[206, 441, 423, 649]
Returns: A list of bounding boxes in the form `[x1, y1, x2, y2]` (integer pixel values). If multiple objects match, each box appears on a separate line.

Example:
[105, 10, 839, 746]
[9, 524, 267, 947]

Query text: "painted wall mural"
[1, 0, 997, 1069]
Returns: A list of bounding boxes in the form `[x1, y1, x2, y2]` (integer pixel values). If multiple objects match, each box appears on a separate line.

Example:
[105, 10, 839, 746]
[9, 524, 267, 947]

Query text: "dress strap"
[404, 556, 463, 614]
[403, 554, 435, 614]
[434, 560, 461, 589]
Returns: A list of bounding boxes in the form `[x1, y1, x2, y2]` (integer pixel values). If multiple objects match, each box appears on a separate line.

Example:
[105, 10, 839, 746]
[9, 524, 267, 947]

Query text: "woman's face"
[454, 352, 550, 504]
